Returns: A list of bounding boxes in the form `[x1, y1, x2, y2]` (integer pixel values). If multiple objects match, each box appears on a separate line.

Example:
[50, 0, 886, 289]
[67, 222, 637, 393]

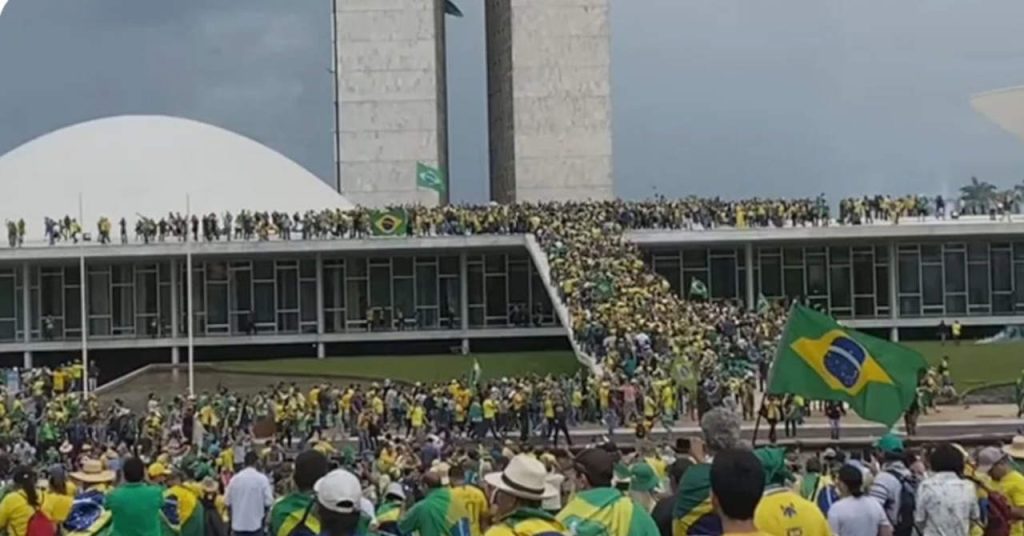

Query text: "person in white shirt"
[225, 452, 274, 536]
[830, 464, 893, 536]
[915, 444, 979, 536]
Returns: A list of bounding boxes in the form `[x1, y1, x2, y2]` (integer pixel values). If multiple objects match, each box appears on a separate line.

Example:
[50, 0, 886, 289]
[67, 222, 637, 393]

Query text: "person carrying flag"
[270, 450, 329, 536]
[558, 447, 659, 536]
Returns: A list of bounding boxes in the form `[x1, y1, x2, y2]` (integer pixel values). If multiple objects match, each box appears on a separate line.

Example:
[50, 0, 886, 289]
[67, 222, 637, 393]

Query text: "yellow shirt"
[450, 485, 488, 536]
[754, 488, 830, 536]
[483, 399, 497, 420]
[0, 491, 63, 536]
[410, 406, 425, 427]
[997, 470, 1024, 536]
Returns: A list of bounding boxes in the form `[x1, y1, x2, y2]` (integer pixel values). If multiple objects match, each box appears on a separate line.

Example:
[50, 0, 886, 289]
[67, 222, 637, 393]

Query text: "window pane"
[853, 252, 874, 295]
[300, 281, 317, 323]
[783, 268, 803, 299]
[830, 246, 850, 264]
[900, 296, 921, 317]
[944, 250, 966, 292]
[806, 256, 826, 298]
[969, 243, 988, 262]
[208, 285, 228, 325]
[468, 264, 483, 306]
[921, 245, 941, 263]
[875, 266, 889, 307]
[395, 279, 415, 319]
[393, 257, 414, 277]
[945, 294, 966, 314]
[253, 261, 274, 280]
[829, 266, 851, 308]
[88, 273, 109, 315]
[898, 253, 919, 293]
[994, 293, 1014, 314]
[346, 279, 366, 321]
[992, 249, 1012, 292]
[712, 257, 737, 299]
[486, 276, 507, 319]
[759, 256, 781, 297]
[854, 297, 875, 317]
[0, 278, 14, 318]
[369, 266, 391, 308]
[508, 263, 529, 305]
[440, 277, 460, 325]
[416, 264, 438, 307]
[968, 263, 990, 305]
[254, 282, 274, 323]
[922, 265, 942, 306]
[683, 249, 707, 269]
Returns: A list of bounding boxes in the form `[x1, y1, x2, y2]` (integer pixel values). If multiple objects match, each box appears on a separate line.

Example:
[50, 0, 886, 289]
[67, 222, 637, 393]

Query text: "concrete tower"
[333, 0, 449, 207]
[486, 0, 614, 203]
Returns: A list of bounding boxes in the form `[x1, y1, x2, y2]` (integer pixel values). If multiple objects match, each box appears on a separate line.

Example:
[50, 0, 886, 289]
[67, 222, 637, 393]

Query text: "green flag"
[469, 359, 482, 388]
[689, 278, 709, 299]
[416, 162, 446, 194]
[757, 293, 771, 315]
[370, 208, 408, 237]
[768, 304, 926, 426]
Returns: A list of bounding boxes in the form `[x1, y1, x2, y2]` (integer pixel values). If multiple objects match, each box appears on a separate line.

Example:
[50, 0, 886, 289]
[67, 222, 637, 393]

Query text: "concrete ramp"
[524, 234, 602, 375]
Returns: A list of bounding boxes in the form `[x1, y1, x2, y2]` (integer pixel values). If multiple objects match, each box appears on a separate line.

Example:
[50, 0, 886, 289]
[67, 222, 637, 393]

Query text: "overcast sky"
[2, 0, 1024, 203]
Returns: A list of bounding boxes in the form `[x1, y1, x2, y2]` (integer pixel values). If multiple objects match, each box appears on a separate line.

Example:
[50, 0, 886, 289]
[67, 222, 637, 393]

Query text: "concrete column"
[170, 258, 179, 362]
[22, 351, 31, 369]
[315, 254, 325, 359]
[744, 243, 755, 310]
[22, 263, 31, 346]
[888, 241, 898, 341]
[460, 251, 469, 355]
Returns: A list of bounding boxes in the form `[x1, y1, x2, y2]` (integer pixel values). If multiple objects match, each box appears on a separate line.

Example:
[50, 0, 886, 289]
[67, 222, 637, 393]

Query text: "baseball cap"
[874, 433, 904, 454]
[977, 447, 1007, 474]
[574, 448, 615, 487]
[314, 469, 363, 514]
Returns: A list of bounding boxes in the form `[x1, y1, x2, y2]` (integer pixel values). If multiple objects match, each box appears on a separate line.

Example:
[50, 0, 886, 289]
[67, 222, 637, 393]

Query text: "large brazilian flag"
[768, 304, 926, 427]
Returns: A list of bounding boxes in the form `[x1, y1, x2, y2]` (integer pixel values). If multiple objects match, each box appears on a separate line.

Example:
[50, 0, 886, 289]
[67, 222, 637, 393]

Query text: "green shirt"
[469, 402, 483, 423]
[107, 482, 166, 536]
[399, 488, 470, 536]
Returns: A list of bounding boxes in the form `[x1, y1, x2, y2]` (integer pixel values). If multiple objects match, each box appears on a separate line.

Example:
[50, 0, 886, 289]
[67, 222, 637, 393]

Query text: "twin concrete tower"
[333, 0, 613, 206]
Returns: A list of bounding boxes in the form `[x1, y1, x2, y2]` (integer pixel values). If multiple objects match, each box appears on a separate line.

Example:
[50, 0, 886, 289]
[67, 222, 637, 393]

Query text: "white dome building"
[0, 115, 353, 227]
[972, 87, 1024, 143]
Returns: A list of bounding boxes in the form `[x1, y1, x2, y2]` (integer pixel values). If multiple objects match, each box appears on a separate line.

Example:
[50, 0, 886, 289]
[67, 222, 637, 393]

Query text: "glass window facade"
[0, 250, 558, 343]
[659, 240, 1024, 320]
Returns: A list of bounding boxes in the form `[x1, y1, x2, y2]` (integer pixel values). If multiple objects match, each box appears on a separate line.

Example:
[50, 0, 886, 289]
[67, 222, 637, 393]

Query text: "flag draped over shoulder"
[672, 463, 721, 536]
[371, 208, 409, 237]
[270, 493, 319, 536]
[768, 304, 926, 427]
[558, 488, 660, 536]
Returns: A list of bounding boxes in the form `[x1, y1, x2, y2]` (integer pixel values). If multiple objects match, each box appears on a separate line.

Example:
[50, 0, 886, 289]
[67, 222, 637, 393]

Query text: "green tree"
[959, 176, 997, 215]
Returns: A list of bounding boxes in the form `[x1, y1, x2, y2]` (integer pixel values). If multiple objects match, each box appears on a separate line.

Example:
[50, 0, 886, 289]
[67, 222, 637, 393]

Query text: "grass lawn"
[213, 350, 580, 384]
[904, 341, 1024, 392]
[211, 341, 1023, 391]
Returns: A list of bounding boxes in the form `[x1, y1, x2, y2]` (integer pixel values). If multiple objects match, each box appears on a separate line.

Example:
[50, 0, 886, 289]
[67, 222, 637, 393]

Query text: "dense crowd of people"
[7, 190, 1023, 249]
[0, 389, 1018, 536]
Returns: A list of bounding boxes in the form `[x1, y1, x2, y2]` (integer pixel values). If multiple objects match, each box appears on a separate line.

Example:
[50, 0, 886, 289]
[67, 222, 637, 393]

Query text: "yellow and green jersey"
[557, 487, 659, 536]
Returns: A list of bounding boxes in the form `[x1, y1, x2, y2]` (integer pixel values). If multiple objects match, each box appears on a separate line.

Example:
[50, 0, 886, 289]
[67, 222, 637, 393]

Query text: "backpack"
[984, 491, 1013, 536]
[26, 509, 56, 536]
[885, 470, 918, 536]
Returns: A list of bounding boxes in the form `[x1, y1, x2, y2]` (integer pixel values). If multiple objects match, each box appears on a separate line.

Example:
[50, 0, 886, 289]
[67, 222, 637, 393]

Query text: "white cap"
[314, 469, 363, 514]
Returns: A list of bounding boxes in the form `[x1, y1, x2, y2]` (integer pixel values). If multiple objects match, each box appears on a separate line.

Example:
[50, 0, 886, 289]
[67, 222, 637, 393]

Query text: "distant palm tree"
[960, 176, 997, 215]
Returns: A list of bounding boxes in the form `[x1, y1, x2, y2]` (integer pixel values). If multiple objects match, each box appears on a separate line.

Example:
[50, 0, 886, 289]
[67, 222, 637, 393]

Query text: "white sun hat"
[484, 454, 558, 501]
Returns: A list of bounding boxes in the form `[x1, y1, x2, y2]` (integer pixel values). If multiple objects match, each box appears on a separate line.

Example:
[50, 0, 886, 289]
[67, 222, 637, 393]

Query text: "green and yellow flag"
[371, 208, 408, 237]
[416, 162, 446, 194]
[768, 304, 926, 426]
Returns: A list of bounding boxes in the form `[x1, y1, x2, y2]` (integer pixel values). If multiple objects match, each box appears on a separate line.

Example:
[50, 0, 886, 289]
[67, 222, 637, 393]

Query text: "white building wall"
[487, 0, 614, 203]
[336, 0, 447, 207]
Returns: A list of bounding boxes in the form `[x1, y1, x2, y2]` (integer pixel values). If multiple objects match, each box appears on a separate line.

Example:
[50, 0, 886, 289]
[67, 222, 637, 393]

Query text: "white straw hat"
[484, 454, 557, 501]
